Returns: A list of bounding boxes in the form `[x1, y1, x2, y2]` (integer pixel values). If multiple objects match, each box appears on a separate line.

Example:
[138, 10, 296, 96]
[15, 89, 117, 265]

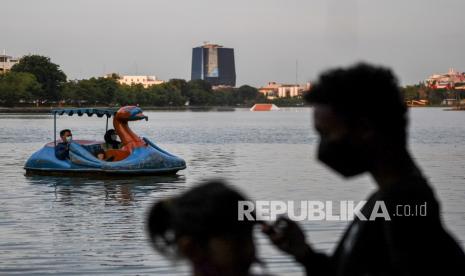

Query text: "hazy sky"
[2, 0, 464, 86]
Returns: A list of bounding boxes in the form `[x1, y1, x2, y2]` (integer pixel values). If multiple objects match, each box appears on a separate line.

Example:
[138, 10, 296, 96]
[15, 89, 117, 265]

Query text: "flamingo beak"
[133, 113, 148, 121]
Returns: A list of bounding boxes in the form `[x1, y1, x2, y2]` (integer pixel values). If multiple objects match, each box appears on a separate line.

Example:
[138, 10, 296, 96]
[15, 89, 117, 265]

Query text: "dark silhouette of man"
[263, 63, 465, 276]
[55, 129, 72, 160]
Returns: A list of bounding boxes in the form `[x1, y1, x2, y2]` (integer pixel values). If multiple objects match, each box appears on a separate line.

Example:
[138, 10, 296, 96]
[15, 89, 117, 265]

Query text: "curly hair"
[305, 63, 408, 146]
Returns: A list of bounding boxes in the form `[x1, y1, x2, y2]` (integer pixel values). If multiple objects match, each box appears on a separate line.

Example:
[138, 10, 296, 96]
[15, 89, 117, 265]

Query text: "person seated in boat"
[147, 180, 274, 276]
[103, 129, 121, 150]
[95, 149, 115, 162]
[55, 129, 72, 160]
[96, 149, 105, 160]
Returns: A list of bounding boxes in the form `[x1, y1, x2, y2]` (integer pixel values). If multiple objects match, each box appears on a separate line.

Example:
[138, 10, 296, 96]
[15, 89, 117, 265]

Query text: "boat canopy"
[52, 108, 116, 118]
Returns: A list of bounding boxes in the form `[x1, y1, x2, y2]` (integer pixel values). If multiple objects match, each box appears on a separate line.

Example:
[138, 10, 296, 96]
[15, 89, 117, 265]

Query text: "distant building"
[106, 74, 165, 88]
[191, 43, 236, 87]
[426, 68, 465, 90]
[0, 54, 19, 74]
[258, 82, 310, 99]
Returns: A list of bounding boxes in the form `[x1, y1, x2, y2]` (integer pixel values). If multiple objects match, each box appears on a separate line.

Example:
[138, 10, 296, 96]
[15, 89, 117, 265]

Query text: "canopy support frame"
[106, 115, 109, 132]
[54, 113, 57, 146]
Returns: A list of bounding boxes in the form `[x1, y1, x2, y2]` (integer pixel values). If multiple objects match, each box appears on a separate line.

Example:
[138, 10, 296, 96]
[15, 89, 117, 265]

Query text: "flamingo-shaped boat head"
[114, 106, 149, 154]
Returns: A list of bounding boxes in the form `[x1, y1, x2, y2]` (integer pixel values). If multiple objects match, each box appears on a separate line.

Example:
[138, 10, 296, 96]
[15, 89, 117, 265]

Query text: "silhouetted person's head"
[305, 63, 408, 177]
[60, 129, 72, 143]
[146, 181, 256, 276]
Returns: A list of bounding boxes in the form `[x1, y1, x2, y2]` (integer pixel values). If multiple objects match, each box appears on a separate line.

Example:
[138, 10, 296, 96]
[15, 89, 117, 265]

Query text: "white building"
[0, 54, 19, 74]
[259, 82, 310, 99]
[107, 74, 165, 88]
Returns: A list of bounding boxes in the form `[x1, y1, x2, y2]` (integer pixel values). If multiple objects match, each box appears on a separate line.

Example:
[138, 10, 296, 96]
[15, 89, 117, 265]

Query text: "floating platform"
[250, 104, 280, 111]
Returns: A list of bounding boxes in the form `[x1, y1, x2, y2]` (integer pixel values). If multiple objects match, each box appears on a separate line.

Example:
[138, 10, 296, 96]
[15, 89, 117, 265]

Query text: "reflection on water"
[189, 145, 237, 175]
[1, 172, 189, 275]
[0, 108, 464, 275]
[26, 174, 186, 206]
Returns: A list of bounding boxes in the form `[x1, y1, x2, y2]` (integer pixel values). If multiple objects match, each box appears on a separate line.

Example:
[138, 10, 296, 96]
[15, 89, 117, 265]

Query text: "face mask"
[111, 134, 117, 141]
[317, 138, 370, 177]
[65, 136, 73, 143]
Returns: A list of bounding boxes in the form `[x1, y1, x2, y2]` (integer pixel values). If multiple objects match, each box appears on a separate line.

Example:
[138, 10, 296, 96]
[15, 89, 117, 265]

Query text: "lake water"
[0, 108, 464, 275]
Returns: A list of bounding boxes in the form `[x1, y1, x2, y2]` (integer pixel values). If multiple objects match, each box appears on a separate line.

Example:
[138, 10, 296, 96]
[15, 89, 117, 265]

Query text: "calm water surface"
[0, 108, 464, 275]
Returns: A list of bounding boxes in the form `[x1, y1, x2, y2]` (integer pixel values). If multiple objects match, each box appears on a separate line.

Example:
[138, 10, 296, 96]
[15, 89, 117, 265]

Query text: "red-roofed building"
[426, 68, 465, 90]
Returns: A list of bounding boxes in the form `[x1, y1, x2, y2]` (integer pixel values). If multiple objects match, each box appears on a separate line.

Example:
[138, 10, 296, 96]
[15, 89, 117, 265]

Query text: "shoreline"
[0, 106, 240, 113]
[0, 105, 461, 114]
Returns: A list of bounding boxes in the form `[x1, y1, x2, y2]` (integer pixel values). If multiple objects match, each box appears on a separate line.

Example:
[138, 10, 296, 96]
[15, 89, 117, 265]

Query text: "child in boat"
[95, 149, 114, 162]
[96, 149, 105, 160]
[103, 129, 121, 150]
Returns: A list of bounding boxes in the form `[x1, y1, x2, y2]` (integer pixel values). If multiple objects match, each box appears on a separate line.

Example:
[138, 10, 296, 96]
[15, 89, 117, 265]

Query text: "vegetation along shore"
[0, 55, 463, 109]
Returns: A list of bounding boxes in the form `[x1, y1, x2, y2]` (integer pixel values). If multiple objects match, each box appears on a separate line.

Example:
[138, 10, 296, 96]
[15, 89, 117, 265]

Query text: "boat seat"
[105, 149, 130, 162]
[82, 143, 104, 156]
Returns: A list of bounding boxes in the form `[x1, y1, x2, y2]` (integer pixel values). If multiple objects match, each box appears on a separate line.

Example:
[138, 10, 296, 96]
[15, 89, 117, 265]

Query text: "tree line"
[0, 55, 267, 107]
[401, 84, 464, 105]
[63, 75, 266, 107]
[3, 54, 453, 108]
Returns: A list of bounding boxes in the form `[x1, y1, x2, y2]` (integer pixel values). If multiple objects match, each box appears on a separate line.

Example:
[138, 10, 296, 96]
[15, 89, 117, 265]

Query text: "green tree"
[64, 78, 102, 105]
[129, 84, 149, 105]
[107, 73, 121, 80]
[114, 85, 130, 106]
[213, 87, 236, 106]
[236, 85, 263, 105]
[11, 55, 66, 102]
[178, 80, 213, 105]
[187, 79, 212, 92]
[155, 82, 187, 106]
[168, 79, 188, 96]
[62, 77, 120, 106]
[189, 88, 215, 105]
[0, 72, 41, 107]
[95, 77, 119, 104]
[62, 81, 78, 103]
[402, 85, 420, 101]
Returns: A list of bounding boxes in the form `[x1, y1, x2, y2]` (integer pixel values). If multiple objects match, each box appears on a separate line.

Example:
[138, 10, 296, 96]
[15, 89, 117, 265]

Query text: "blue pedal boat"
[24, 106, 186, 175]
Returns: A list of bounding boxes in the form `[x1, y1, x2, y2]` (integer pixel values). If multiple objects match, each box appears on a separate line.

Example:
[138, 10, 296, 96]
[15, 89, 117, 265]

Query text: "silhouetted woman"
[103, 129, 121, 149]
[146, 180, 272, 276]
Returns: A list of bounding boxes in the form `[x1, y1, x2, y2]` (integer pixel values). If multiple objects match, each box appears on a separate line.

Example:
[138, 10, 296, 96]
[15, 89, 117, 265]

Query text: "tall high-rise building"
[191, 44, 236, 87]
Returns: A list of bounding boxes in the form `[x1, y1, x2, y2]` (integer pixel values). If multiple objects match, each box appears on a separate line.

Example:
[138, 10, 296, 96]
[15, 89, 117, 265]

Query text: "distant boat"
[406, 100, 428, 107]
[250, 103, 280, 111]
